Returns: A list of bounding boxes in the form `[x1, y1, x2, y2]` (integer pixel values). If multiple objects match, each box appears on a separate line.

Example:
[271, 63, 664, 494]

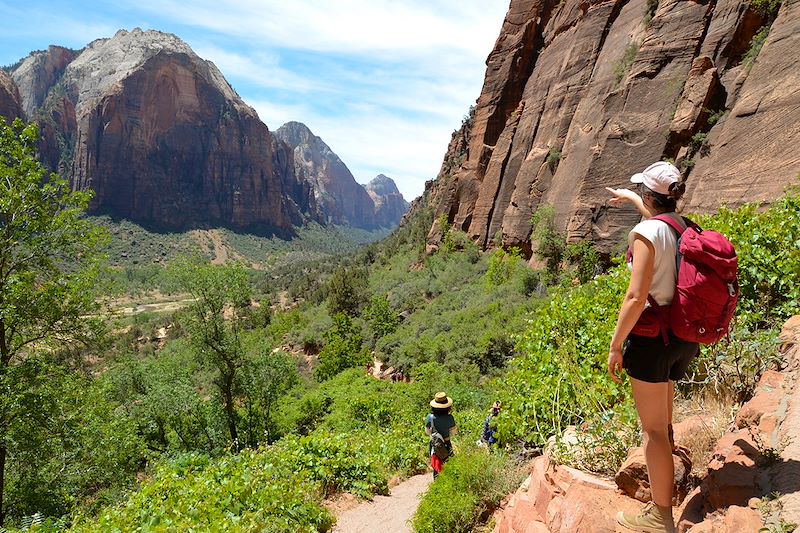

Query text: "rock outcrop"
[0, 70, 23, 122]
[365, 174, 410, 228]
[11, 45, 77, 118]
[275, 122, 408, 229]
[9, 29, 319, 233]
[426, 0, 800, 254]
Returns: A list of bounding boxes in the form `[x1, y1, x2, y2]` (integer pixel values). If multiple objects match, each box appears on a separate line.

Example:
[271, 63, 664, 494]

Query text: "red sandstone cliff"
[9, 29, 320, 232]
[426, 0, 800, 254]
[0, 70, 23, 123]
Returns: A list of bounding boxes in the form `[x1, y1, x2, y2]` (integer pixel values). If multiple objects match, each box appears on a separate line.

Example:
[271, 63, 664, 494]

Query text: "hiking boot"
[616, 502, 676, 533]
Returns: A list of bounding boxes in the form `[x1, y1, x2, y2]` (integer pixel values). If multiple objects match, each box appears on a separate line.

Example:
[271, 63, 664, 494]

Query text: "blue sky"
[0, 0, 510, 201]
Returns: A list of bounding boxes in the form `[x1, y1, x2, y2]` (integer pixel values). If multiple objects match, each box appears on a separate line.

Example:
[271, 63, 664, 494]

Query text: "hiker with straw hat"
[424, 392, 457, 479]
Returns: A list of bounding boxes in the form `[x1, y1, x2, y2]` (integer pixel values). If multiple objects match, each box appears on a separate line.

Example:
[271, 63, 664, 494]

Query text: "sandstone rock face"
[425, 0, 800, 253]
[275, 121, 386, 229]
[11, 45, 77, 118]
[365, 174, 410, 228]
[275, 122, 408, 229]
[9, 29, 319, 232]
[0, 70, 23, 122]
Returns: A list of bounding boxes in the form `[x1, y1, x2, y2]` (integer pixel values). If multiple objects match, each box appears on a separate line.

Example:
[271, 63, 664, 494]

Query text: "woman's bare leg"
[630, 377, 673, 508]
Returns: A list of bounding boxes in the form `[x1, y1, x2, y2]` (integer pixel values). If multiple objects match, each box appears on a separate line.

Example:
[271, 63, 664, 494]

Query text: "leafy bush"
[546, 147, 561, 170]
[550, 402, 639, 476]
[613, 42, 640, 84]
[484, 247, 524, 287]
[531, 205, 565, 284]
[742, 26, 770, 71]
[498, 267, 629, 445]
[72, 451, 335, 532]
[697, 191, 800, 327]
[413, 448, 526, 533]
[275, 433, 388, 499]
[565, 240, 600, 283]
[687, 326, 781, 403]
[361, 294, 400, 348]
[314, 313, 371, 381]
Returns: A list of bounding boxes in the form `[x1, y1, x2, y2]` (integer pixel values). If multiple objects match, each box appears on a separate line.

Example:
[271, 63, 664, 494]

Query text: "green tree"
[0, 119, 107, 525]
[362, 294, 399, 347]
[314, 313, 370, 381]
[326, 265, 368, 317]
[531, 205, 566, 284]
[240, 347, 298, 445]
[171, 260, 251, 449]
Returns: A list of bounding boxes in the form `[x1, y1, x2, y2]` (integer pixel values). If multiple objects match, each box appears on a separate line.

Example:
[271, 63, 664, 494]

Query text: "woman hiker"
[606, 161, 699, 533]
[424, 392, 457, 479]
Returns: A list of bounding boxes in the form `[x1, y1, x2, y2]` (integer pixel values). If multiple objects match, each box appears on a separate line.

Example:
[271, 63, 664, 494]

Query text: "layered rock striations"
[9, 29, 319, 232]
[275, 121, 408, 229]
[427, 0, 800, 254]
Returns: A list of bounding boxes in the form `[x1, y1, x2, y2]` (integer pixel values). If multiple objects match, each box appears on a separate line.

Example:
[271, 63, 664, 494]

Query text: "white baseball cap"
[630, 161, 680, 195]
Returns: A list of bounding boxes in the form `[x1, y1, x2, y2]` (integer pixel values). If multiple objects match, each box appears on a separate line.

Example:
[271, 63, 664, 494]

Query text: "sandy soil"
[331, 473, 432, 533]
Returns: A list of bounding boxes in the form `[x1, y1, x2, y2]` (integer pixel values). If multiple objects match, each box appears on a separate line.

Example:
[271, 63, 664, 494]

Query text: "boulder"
[615, 446, 693, 504]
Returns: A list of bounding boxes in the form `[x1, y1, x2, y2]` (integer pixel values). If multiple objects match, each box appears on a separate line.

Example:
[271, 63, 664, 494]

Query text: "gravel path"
[332, 473, 432, 533]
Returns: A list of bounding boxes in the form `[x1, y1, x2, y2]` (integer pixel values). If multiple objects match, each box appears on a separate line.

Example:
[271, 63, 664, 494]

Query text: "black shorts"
[623, 332, 699, 383]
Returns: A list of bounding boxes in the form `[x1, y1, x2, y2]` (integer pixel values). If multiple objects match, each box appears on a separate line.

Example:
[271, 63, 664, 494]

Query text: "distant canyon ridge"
[422, 0, 799, 255]
[0, 29, 409, 233]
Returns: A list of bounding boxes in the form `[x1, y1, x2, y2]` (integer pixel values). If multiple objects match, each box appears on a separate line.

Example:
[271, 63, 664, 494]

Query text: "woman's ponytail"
[668, 181, 686, 201]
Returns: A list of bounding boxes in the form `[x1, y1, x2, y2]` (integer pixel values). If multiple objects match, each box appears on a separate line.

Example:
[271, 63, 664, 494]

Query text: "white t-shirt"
[628, 214, 686, 306]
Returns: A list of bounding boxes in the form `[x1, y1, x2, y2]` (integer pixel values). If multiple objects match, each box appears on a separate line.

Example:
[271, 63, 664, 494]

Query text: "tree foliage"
[314, 313, 370, 381]
[0, 119, 109, 525]
[170, 260, 252, 448]
[326, 265, 368, 317]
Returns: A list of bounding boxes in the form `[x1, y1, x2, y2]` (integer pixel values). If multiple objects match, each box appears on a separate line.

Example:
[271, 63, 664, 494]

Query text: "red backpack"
[633, 215, 738, 345]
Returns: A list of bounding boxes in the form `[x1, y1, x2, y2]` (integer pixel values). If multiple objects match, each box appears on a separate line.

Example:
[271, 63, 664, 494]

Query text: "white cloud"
[190, 45, 316, 92]
[129, 0, 504, 58]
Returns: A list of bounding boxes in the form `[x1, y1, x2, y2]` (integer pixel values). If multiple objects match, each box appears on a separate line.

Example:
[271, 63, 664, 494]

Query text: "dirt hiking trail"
[332, 473, 432, 533]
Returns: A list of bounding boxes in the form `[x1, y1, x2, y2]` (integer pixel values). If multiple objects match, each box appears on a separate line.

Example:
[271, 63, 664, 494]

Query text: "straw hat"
[430, 392, 453, 409]
[491, 401, 502, 412]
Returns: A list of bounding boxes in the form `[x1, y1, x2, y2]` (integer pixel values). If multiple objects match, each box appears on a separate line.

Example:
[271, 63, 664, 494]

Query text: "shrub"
[531, 205, 566, 284]
[743, 26, 770, 72]
[613, 42, 640, 84]
[546, 146, 562, 170]
[484, 247, 524, 287]
[413, 448, 526, 533]
[72, 451, 335, 532]
[314, 313, 371, 381]
[565, 240, 600, 283]
[498, 267, 629, 445]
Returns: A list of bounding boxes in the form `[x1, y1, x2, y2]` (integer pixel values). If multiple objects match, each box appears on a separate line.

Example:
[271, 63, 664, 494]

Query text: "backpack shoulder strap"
[652, 214, 686, 235]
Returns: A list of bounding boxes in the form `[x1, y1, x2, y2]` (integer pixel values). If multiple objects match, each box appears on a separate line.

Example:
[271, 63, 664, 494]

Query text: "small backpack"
[430, 430, 450, 460]
[643, 215, 739, 345]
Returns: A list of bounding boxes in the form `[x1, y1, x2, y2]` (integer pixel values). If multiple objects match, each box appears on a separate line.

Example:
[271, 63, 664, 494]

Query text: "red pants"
[431, 454, 444, 473]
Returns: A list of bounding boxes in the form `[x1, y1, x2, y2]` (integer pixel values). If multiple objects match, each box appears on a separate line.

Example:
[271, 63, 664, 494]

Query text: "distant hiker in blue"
[480, 401, 502, 447]
[425, 392, 457, 479]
